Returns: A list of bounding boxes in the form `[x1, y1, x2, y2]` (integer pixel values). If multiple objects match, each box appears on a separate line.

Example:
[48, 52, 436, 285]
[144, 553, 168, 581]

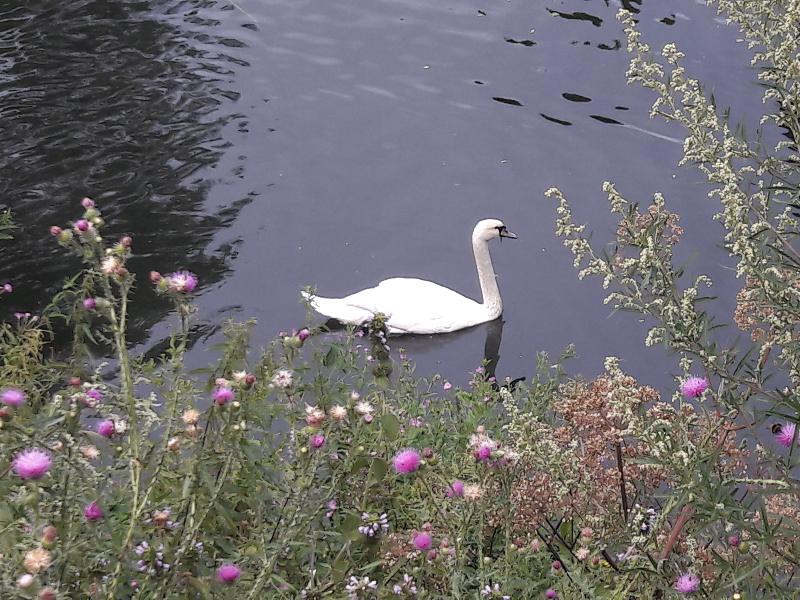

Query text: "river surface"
[0, 0, 764, 388]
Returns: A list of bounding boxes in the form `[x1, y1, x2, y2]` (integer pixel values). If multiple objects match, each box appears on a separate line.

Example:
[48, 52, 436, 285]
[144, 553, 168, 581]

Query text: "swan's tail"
[301, 291, 373, 325]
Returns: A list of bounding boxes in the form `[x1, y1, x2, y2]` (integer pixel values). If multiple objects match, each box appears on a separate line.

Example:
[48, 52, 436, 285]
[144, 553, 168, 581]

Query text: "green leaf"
[339, 513, 361, 541]
[381, 413, 400, 440]
[368, 458, 388, 485]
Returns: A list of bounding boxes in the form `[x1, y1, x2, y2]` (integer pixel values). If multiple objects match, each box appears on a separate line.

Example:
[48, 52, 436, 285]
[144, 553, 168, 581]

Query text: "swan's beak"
[499, 229, 518, 240]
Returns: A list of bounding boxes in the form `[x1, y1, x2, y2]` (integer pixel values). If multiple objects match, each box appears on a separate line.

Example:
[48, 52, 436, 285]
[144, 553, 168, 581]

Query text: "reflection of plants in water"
[0, 1, 251, 342]
[0, 207, 13, 242]
[547, 2, 800, 596]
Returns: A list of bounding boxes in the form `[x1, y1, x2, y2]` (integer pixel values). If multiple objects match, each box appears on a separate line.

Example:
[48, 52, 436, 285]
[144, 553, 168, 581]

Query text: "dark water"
[0, 0, 763, 388]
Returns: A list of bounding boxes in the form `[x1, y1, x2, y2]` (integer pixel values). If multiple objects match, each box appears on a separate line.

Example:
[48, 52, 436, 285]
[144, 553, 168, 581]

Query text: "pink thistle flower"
[447, 479, 465, 498]
[1, 388, 26, 407]
[1, 282, 11, 294]
[216, 563, 241, 584]
[442, 381, 452, 391]
[83, 298, 97, 311]
[49, 226, 62, 237]
[84, 501, 104, 522]
[97, 420, 115, 438]
[213, 387, 234, 406]
[393, 448, 421, 474]
[167, 271, 198, 293]
[310, 434, 325, 449]
[774, 422, 797, 448]
[674, 573, 700, 594]
[74, 219, 90, 232]
[81, 197, 95, 209]
[297, 328, 311, 342]
[545, 590, 558, 599]
[12, 448, 52, 480]
[86, 389, 103, 404]
[475, 444, 492, 462]
[412, 532, 432, 551]
[680, 376, 708, 398]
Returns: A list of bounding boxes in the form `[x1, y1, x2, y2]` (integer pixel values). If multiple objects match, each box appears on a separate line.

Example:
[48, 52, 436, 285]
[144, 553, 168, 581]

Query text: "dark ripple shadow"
[493, 97, 523, 107]
[0, 0, 252, 345]
[546, 9, 603, 28]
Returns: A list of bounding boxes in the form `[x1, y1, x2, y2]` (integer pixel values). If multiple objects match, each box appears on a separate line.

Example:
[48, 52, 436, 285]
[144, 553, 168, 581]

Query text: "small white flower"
[354, 401, 374, 416]
[271, 369, 294, 390]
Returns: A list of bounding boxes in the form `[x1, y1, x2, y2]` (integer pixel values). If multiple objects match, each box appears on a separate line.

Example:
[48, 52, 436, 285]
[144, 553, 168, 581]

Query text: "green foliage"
[0, 2, 798, 599]
[547, 1, 800, 596]
[0, 207, 13, 242]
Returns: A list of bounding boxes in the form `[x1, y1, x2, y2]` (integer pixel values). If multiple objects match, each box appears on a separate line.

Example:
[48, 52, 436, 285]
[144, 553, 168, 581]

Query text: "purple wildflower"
[412, 532, 432, 551]
[97, 420, 115, 438]
[310, 434, 325, 449]
[674, 573, 700, 594]
[216, 563, 241, 584]
[1, 388, 26, 407]
[83, 298, 97, 311]
[393, 448, 421, 474]
[680, 377, 708, 398]
[86, 388, 103, 404]
[213, 387, 234, 406]
[84, 501, 104, 522]
[166, 271, 198, 293]
[775, 423, 797, 448]
[12, 448, 52, 480]
[447, 479, 465, 498]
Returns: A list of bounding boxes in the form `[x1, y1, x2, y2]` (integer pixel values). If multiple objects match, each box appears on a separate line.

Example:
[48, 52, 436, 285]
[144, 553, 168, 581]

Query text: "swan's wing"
[304, 279, 484, 334]
[301, 290, 375, 325]
[372, 278, 483, 334]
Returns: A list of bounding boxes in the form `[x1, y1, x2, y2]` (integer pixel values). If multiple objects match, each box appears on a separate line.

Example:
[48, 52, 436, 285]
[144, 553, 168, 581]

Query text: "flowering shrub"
[544, 1, 800, 596]
[0, 2, 798, 599]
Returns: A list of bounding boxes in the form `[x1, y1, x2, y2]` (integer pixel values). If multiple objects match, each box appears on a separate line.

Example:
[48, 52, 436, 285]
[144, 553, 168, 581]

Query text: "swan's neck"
[473, 234, 502, 318]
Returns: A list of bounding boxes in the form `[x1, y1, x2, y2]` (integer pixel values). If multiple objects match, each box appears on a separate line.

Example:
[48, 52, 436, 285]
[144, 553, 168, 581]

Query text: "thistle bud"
[41, 525, 58, 546]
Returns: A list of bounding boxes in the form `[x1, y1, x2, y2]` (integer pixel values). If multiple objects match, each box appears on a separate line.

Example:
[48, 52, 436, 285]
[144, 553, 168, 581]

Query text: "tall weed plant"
[0, 2, 798, 598]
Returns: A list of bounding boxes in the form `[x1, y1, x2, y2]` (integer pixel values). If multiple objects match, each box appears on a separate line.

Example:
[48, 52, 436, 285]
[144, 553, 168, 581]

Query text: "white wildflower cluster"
[391, 574, 418, 596]
[358, 512, 389, 537]
[345, 576, 377, 599]
[480, 583, 510, 599]
[628, 504, 659, 547]
[271, 369, 293, 390]
[614, 3, 800, 387]
[502, 388, 580, 497]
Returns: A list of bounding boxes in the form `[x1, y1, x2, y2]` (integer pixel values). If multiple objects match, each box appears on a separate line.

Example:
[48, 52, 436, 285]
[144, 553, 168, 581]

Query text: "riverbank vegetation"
[1, 2, 798, 598]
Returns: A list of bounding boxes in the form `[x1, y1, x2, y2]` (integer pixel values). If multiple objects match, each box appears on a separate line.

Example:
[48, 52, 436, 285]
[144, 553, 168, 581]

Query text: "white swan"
[301, 219, 517, 334]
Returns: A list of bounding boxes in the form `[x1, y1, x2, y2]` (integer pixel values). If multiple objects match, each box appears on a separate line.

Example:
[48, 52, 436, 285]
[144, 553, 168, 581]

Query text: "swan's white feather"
[304, 278, 487, 334]
[302, 218, 514, 335]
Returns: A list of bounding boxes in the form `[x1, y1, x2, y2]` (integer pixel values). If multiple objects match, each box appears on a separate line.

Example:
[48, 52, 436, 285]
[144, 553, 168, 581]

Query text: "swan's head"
[473, 219, 518, 242]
